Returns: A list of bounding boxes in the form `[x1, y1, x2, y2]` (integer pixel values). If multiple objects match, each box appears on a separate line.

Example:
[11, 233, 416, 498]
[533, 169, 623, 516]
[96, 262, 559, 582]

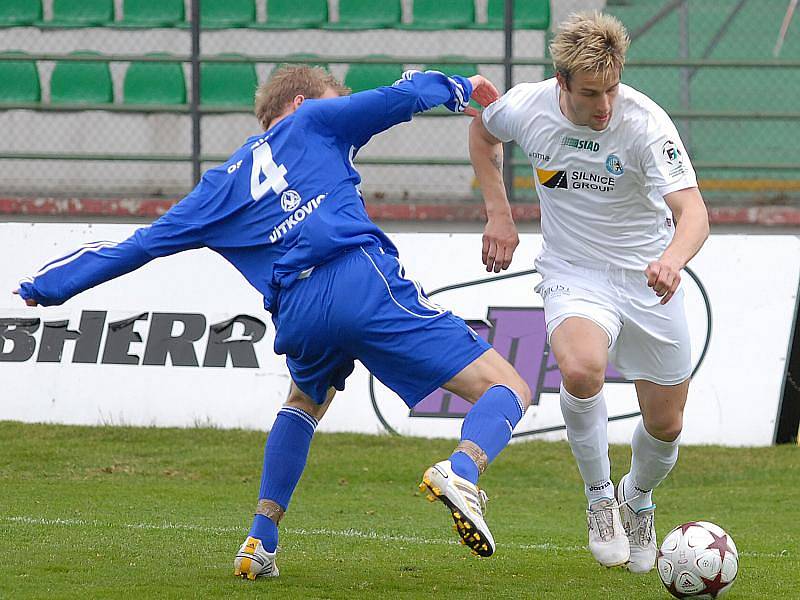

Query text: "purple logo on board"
[411, 306, 626, 419]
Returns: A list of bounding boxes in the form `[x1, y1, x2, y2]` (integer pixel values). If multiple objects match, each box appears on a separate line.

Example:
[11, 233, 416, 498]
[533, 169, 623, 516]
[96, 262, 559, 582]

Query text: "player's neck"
[267, 107, 296, 131]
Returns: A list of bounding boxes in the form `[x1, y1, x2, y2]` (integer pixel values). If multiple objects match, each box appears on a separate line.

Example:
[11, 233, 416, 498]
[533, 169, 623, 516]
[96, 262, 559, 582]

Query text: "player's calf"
[420, 373, 528, 557]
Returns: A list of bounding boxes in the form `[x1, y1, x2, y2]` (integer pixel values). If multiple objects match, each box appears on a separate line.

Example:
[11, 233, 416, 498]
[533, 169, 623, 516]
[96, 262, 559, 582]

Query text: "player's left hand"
[464, 75, 500, 117]
[12, 288, 38, 307]
[645, 260, 681, 305]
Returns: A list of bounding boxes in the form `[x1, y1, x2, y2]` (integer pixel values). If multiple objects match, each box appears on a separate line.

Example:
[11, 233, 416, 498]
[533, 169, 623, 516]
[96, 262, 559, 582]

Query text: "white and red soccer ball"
[657, 521, 739, 598]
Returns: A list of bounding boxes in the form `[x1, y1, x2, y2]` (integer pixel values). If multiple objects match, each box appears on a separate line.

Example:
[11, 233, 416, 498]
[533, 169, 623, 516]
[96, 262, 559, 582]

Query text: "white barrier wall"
[1, 223, 797, 446]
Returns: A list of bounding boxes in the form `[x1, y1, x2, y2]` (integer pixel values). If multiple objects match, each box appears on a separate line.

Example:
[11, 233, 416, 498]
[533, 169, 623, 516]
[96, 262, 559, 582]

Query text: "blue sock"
[449, 385, 524, 484]
[248, 406, 317, 551]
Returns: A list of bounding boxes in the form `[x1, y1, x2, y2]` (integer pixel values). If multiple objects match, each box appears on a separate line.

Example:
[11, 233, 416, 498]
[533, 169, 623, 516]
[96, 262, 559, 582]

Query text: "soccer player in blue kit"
[14, 65, 532, 579]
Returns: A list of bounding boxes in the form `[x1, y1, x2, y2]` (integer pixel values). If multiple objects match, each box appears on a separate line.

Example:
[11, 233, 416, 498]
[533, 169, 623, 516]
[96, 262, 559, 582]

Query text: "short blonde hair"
[254, 65, 350, 131]
[549, 12, 630, 83]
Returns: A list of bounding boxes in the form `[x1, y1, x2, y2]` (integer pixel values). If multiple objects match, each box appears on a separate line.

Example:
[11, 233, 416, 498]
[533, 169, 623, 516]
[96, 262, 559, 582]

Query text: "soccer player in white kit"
[469, 12, 710, 573]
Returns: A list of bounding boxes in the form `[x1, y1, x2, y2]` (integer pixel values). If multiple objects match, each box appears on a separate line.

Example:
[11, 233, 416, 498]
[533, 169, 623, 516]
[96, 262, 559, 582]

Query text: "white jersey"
[482, 78, 697, 271]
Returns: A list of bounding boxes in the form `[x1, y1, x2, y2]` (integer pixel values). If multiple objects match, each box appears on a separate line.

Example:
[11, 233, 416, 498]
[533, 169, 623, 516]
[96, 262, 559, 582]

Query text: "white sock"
[559, 384, 612, 506]
[623, 419, 680, 512]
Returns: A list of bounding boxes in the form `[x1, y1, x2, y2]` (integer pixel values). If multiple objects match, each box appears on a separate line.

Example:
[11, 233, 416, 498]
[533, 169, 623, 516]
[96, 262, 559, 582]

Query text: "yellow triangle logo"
[536, 168, 560, 183]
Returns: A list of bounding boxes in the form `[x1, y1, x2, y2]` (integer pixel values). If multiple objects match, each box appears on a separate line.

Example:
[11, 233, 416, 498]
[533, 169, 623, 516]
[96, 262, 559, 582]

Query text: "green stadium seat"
[0, 0, 41, 27]
[344, 59, 404, 93]
[323, 0, 400, 30]
[124, 55, 185, 105]
[481, 0, 550, 30]
[40, 0, 113, 27]
[201, 56, 257, 107]
[257, 0, 326, 29]
[117, 0, 184, 28]
[50, 51, 113, 104]
[400, 0, 474, 30]
[199, 0, 254, 28]
[0, 51, 40, 102]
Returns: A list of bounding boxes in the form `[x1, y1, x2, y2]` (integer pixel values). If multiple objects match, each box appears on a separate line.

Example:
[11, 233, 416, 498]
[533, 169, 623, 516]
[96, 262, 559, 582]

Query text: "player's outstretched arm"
[313, 71, 496, 147]
[14, 209, 208, 307]
[646, 186, 710, 305]
[12, 165, 244, 307]
[14, 234, 161, 307]
[469, 115, 518, 273]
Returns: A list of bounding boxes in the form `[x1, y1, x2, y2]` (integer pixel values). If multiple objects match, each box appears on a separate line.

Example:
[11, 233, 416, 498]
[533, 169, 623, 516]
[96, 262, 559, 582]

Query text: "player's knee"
[285, 390, 324, 421]
[644, 416, 683, 442]
[490, 357, 532, 408]
[559, 356, 605, 397]
[509, 377, 532, 409]
[483, 370, 531, 409]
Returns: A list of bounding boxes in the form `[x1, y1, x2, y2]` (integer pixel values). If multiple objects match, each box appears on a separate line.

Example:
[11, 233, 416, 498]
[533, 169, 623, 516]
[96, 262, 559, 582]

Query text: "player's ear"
[555, 70, 569, 92]
[291, 94, 306, 110]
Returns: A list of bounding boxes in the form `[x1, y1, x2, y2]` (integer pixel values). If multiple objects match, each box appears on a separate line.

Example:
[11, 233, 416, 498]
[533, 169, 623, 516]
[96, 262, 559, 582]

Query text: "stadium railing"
[1, 56, 797, 161]
[1, 0, 799, 211]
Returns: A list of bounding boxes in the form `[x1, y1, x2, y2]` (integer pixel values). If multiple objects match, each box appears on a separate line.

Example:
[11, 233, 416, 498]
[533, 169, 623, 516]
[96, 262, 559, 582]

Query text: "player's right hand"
[482, 216, 519, 273]
[12, 288, 38, 307]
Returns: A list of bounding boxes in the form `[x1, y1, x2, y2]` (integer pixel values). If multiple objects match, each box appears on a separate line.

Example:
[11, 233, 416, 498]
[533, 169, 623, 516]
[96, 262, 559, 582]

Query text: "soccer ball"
[657, 521, 739, 599]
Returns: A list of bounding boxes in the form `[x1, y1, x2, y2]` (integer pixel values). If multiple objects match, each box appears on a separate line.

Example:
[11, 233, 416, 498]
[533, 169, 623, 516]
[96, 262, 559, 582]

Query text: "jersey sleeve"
[306, 70, 474, 147]
[481, 84, 529, 143]
[639, 108, 698, 197]
[15, 171, 235, 307]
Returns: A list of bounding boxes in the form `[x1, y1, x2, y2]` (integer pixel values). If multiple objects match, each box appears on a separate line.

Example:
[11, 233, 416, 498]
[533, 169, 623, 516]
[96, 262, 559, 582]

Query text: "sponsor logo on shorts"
[560, 135, 600, 152]
[540, 284, 570, 300]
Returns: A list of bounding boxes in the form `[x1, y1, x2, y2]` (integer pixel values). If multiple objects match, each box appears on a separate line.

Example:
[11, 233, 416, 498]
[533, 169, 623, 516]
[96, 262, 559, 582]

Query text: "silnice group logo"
[370, 269, 712, 438]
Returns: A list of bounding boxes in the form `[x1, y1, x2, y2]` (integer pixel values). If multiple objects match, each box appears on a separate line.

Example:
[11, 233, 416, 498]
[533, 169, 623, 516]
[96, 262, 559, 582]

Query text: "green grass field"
[0, 421, 797, 599]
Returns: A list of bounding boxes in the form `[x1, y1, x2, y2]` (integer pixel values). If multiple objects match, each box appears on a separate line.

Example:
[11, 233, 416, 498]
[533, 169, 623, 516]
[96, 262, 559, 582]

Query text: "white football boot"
[419, 460, 495, 557]
[586, 496, 631, 567]
[233, 536, 279, 580]
[617, 476, 657, 573]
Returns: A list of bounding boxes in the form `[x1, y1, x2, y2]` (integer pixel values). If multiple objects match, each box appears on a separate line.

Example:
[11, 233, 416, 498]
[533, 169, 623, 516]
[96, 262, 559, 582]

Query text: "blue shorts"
[272, 246, 490, 406]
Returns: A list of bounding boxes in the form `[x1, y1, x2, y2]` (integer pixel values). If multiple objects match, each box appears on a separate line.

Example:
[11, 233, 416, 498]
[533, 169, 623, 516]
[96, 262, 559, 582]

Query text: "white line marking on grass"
[3, 515, 240, 534]
[0, 516, 790, 559]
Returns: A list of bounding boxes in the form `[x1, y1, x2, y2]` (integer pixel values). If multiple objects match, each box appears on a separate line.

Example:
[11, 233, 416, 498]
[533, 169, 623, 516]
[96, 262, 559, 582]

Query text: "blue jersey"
[19, 71, 473, 312]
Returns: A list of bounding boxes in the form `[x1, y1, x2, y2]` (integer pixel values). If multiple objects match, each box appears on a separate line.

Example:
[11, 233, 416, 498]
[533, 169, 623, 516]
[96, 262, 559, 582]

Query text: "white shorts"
[534, 253, 692, 386]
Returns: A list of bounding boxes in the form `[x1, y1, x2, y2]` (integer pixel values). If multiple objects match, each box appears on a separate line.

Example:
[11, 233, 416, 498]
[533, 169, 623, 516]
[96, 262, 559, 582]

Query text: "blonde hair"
[254, 65, 350, 131]
[549, 12, 630, 83]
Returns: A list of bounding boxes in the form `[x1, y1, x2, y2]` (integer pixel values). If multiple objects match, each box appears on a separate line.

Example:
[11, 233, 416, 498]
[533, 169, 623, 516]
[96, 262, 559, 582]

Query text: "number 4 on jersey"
[250, 139, 288, 201]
